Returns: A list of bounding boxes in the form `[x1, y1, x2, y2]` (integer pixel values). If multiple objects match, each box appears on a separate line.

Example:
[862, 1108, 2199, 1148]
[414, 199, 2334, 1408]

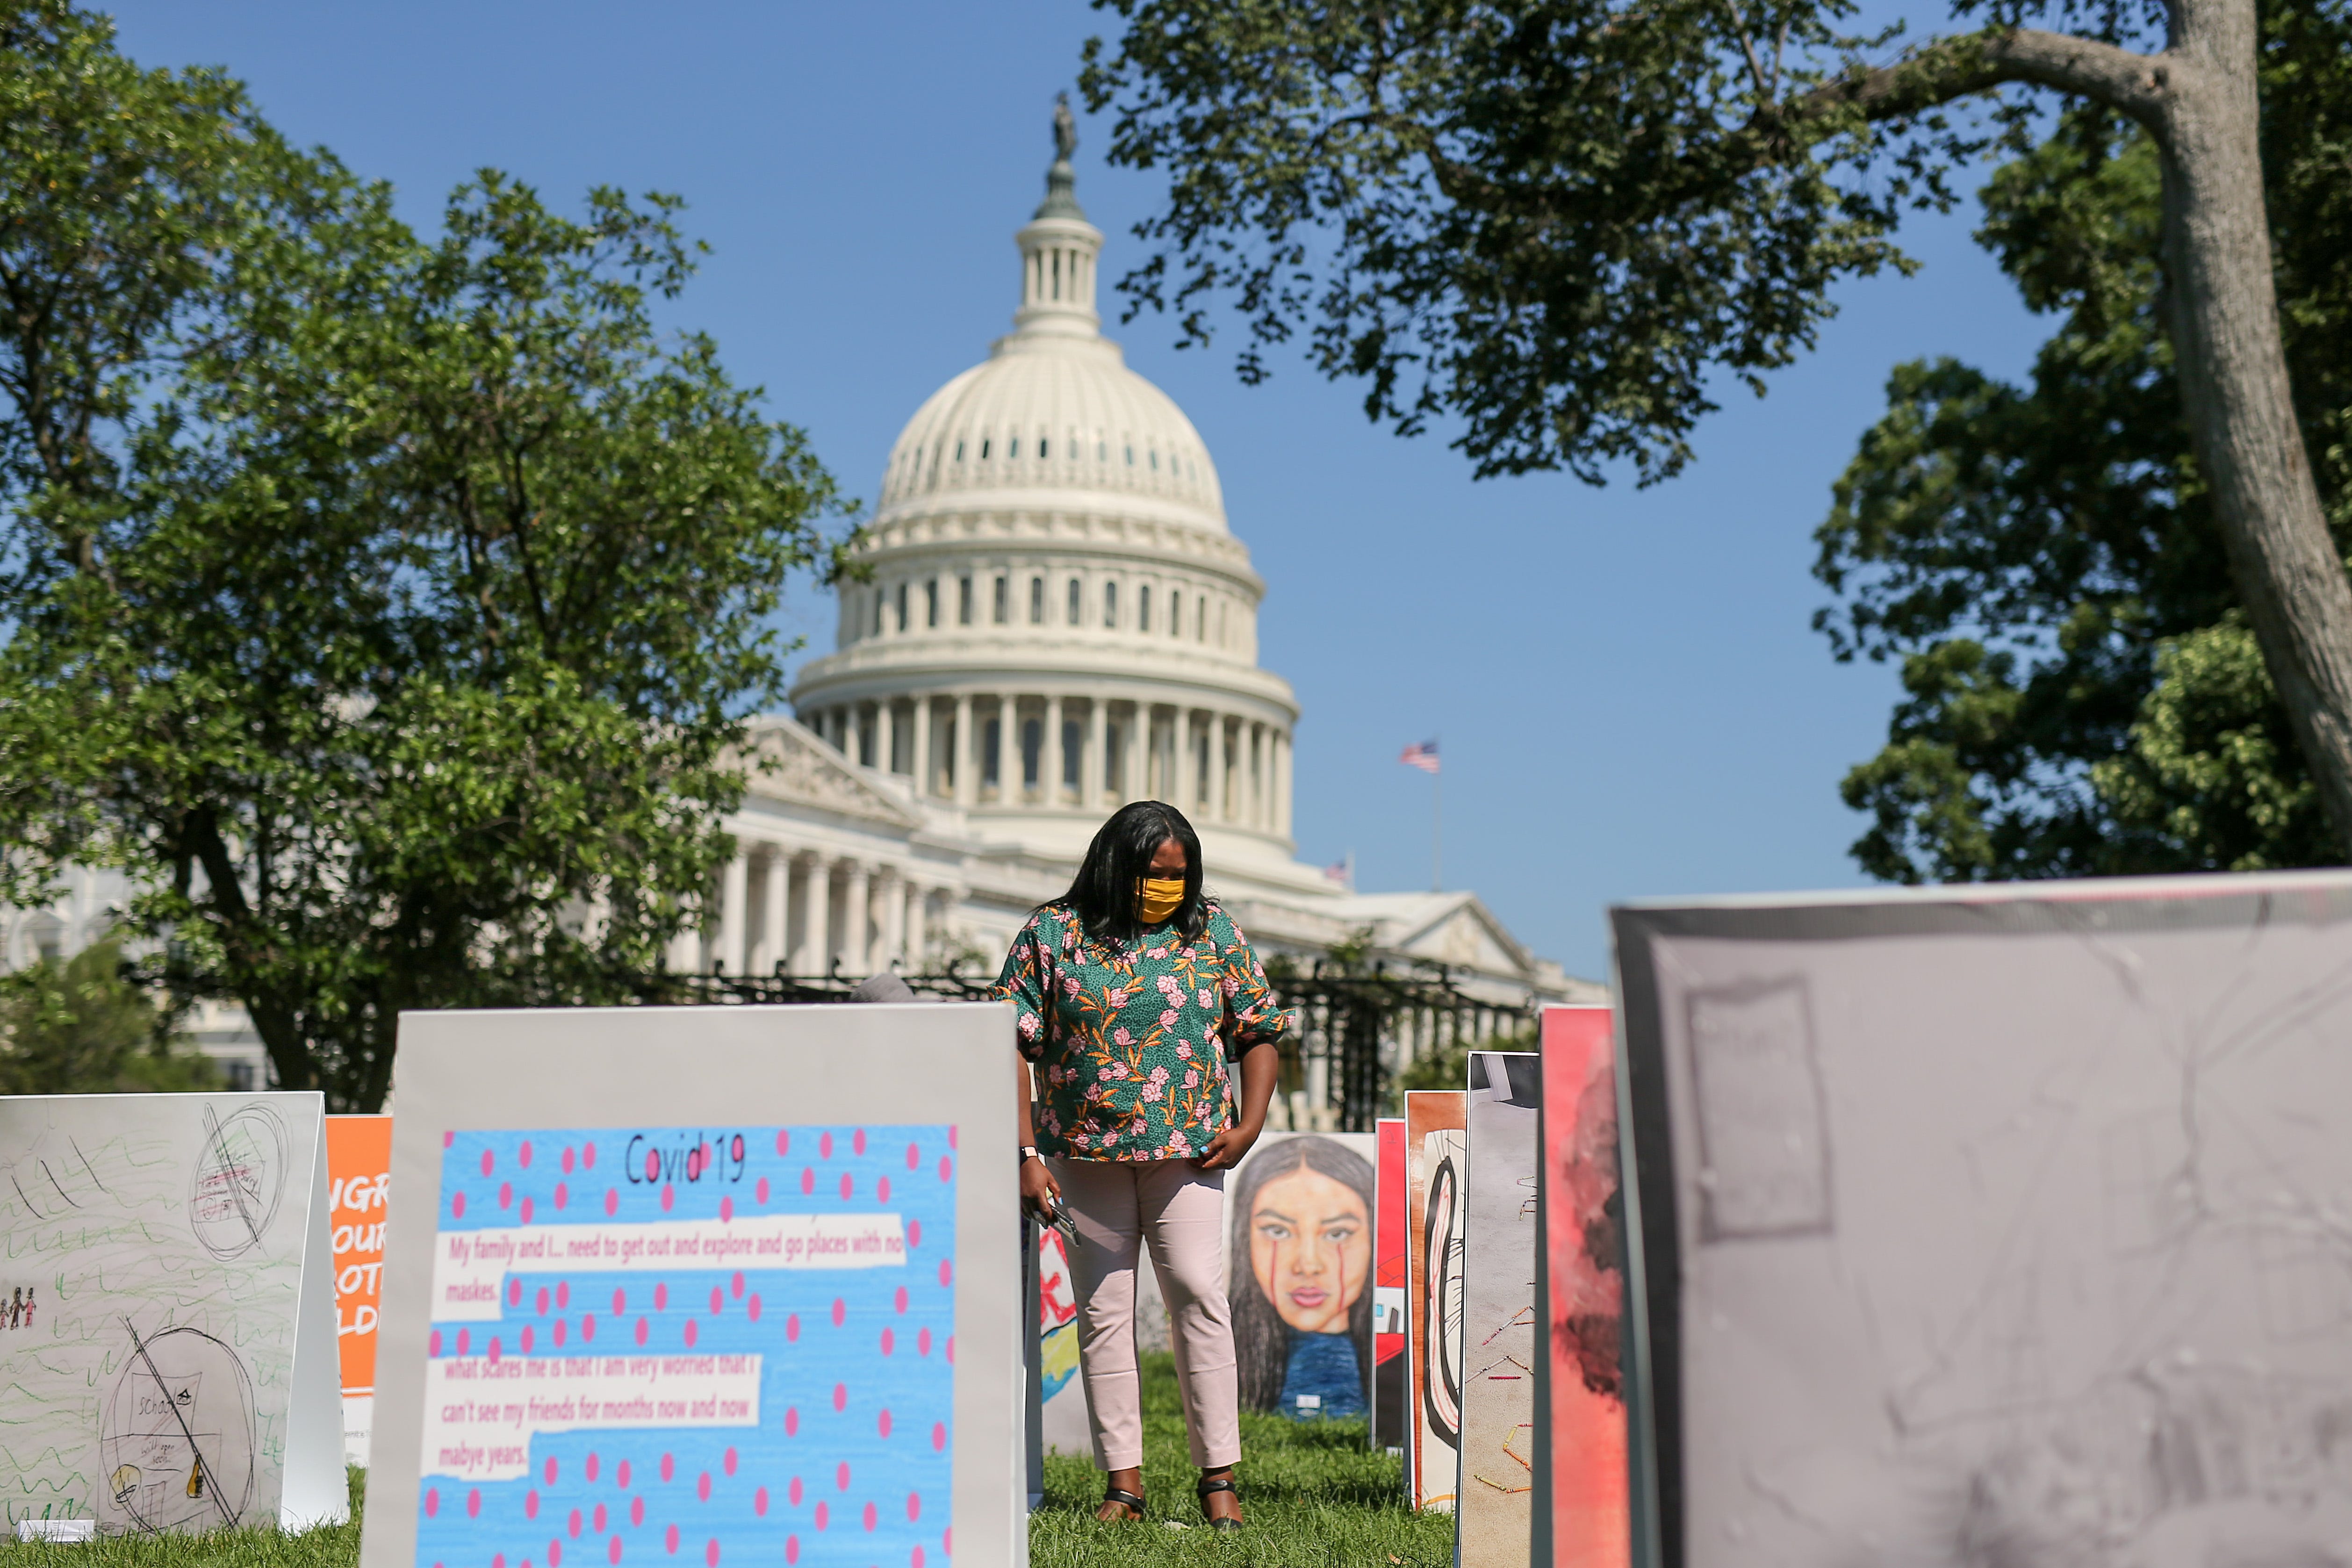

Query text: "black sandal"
[1196, 1475, 1243, 1532]
[1099, 1485, 1147, 1522]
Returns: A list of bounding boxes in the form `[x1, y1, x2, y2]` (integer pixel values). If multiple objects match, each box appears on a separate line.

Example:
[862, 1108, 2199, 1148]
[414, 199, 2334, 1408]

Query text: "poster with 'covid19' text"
[360, 1004, 1022, 1568]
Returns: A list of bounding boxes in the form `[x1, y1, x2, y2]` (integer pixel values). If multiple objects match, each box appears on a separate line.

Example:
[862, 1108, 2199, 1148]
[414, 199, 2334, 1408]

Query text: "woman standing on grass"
[995, 800, 1287, 1531]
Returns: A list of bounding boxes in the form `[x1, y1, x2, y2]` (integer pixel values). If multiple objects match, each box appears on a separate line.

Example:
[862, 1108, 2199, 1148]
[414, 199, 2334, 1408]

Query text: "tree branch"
[1790, 27, 2170, 131]
[1415, 26, 2172, 226]
[1717, 0, 1774, 103]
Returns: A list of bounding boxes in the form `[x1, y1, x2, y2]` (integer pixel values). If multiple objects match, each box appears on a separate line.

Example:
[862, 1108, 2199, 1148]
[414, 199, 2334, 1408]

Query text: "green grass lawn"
[1032, 1354, 1453, 1568]
[2, 1356, 1449, 1567]
[0, 1471, 366, 1568]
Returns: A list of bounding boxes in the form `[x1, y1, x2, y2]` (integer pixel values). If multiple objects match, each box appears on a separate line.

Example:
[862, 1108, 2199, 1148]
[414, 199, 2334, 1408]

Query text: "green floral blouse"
[995, 901, 1293, 1161]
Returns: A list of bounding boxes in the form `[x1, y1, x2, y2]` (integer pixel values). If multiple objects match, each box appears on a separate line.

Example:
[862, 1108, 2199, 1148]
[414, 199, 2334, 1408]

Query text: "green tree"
[1814, 0, 2350, 879]
[0, 938, 219, 1094]
[1081, 0, 2352, 857]
[0, 8, 850, 1108]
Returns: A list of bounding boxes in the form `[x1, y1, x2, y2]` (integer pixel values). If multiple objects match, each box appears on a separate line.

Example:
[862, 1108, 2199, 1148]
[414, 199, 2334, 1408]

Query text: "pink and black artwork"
[1534, 1005, 1628, 1568]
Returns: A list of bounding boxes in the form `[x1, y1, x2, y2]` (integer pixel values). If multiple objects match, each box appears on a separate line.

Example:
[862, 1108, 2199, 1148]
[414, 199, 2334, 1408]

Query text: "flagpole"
[1431, 735, 1442, 892]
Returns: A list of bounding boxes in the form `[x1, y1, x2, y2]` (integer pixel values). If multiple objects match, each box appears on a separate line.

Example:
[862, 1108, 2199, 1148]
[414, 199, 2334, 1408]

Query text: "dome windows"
[1103, 580, 1118, 628]
[958, 575, 974, 626]
[894, 582, 909, 633]
[1124, 444, 1134, 466]
[925, 578, 939, 629]
[1008, 436, 1019, 459]
[1149, 450, 1159, 471]
[955, 440, 965, 461]
[1138, 584, 1151, 633]
[1065, 577, 1081, 626]
[1029, 576, 1045, 624]
[981, 438, 993, 460]
[993, 575, 1009, 624]
[1169, 590, 1181, 636]
[1038, 436, 1049, 460]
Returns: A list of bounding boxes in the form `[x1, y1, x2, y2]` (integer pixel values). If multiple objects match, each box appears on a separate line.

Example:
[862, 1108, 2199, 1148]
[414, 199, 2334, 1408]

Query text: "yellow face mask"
[1137, 877, 1186, 925]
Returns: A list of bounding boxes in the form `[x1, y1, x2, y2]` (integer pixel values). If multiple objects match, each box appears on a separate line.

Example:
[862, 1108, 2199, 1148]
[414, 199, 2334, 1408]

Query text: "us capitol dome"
[676, 117, 1587, 1007]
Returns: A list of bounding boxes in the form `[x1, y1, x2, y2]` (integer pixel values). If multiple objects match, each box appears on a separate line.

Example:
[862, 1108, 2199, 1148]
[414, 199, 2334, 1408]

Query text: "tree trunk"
[2158, 0, 2352, 859]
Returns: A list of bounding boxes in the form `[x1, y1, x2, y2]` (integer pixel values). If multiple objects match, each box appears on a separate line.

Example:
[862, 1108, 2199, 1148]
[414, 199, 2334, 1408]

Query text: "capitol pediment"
[739, 717, 922, 831]
[1328, 892, 1537, 982]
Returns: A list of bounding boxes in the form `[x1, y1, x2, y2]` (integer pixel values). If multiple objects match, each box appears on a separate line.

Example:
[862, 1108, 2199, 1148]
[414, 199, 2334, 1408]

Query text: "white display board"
[1614, 870, 2352, 1568]
[0, 1092, 345, 1536]
[360, 1003, 1022, 1568]
[1456, 1052, 1538, 1567]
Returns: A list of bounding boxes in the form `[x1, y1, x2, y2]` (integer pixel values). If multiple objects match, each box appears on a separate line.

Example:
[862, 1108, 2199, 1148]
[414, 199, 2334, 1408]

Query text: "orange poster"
[324, 1113, 392, 1464]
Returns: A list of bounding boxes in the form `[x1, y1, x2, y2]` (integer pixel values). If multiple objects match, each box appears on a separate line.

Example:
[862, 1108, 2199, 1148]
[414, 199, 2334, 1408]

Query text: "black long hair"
[1051, 801, 1208, 945]
[1229, 1135, 1376, 1414]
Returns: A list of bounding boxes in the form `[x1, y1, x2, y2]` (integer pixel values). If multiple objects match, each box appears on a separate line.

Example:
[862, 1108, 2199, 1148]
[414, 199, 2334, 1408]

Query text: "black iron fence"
[636, 959, 1532, 1131]
[1266, 963, 1533, 1131]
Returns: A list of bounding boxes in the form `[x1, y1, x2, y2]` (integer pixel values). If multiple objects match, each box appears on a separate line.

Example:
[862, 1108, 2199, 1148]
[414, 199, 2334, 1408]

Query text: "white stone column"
[1086, 698, 1107, 811]
[1045, 695, 1065, 806]
[996, 694, 1014, 800]
[953, 694, 976, 806]
[756, 850, 787, 973]
[1248, 723, 1265, 828]
[718, 852, 749, 973]
[1208, 714, 1229, 822]
[905, 884, 928, 969]
[878, 702, 898, 777]
[793, 854, 829, 976]
[911, 697, 932, 797]
[1177, 708, 1195, 810]
[842, 861, 870, 974]
[879, 867, 906, 969]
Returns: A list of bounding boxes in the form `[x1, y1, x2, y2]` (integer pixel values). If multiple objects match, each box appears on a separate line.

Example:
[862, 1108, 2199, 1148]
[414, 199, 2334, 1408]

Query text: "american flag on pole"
[1399, 739, 1440, 775]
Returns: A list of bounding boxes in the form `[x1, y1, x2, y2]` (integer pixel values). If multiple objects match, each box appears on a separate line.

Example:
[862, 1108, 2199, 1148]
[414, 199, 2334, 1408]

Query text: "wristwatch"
[1018, 1145, 1041, 1164]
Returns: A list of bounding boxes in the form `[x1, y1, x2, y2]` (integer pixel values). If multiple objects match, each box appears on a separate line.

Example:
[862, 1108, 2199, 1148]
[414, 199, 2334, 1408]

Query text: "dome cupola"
[791, 101, 1320, 893]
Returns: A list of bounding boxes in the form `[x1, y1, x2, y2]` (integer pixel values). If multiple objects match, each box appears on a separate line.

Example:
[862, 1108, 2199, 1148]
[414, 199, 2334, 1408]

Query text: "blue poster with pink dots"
[415, 1122, 957, 1568]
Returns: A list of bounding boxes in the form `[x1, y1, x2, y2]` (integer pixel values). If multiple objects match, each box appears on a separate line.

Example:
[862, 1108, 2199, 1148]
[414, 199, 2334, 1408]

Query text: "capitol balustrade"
[802, 692, 1291, 836]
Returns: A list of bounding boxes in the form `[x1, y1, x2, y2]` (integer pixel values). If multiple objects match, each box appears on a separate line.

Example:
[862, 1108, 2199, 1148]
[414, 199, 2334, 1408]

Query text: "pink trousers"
[1051, 1155, 1241, 1471]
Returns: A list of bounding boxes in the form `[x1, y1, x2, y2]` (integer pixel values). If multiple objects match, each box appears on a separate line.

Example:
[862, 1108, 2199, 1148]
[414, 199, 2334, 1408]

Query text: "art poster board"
[1403, 1090, 1467, 1512]
[0, 1092, 346, 1535]
[360, 1003, 1022, 1568]
[1456, 1053, 1539, 1567]
[1032, 1223, 1091, 1457]
[1612, 870, 2352, 1568]
[1532, 1005, 1630, 1568]
[1227, 1131, 1376, 1426]
[1372, 1116, 1407, 1454]
[327, 1113, 395, 1466]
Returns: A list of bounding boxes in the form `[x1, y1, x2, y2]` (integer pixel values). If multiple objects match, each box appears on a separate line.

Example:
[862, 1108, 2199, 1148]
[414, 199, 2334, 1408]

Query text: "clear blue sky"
[101, 2, 2049, 981]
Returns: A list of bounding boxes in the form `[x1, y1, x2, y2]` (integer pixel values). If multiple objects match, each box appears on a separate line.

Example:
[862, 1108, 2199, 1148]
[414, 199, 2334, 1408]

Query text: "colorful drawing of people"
[1230, 1136, 1374, 1420]
[7, 1286, 32, 1331]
